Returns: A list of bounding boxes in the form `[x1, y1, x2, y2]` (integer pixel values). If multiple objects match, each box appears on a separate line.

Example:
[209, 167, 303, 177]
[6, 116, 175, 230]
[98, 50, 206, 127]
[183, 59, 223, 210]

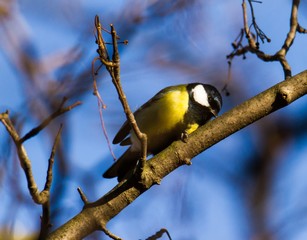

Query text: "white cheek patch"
[192, 84, 210, 107]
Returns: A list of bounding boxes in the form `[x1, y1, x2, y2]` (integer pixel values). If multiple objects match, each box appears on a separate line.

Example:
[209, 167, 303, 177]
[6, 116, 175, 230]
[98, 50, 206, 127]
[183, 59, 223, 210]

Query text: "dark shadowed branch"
[146, 228, 172, 240]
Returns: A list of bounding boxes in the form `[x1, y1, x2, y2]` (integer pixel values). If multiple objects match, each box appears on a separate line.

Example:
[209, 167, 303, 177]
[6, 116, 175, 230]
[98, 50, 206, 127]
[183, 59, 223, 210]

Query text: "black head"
[187, 83, 222, 119]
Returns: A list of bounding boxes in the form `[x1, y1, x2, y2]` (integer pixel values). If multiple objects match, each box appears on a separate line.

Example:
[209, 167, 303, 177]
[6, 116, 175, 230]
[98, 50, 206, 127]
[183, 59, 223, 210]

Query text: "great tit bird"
[103, 83, 222, 181]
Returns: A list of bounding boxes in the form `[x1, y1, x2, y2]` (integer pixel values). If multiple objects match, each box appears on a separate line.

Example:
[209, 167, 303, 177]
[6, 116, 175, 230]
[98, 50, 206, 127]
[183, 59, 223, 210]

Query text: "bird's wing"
[112, 87, 173, 145]
[112, 120, 131, 144]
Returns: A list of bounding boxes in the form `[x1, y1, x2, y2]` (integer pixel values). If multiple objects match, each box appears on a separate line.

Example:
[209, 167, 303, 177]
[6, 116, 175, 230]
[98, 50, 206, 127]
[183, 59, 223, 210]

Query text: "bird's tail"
[103, 147, 140, 181]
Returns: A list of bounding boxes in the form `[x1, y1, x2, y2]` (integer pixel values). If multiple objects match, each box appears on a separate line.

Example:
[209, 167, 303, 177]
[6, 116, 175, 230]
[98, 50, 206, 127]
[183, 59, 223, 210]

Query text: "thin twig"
[20, 98, 81, 143]
[146, 228, 172, 240]
[242, 0, 257, 49]
[92, 57, 117, 161]
[101, 225, 122, 240]
[297, 24, 307, 33]
[44, 124, 63, 192]
[77, 187, 89, 205]
[247, 0, 271, 45]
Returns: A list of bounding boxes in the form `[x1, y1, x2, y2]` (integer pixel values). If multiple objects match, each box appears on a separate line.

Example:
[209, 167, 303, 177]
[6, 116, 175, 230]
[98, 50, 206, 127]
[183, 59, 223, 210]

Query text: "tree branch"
[20, 98, 81, 143]
[0, 113, 64, 206]
[47, 70, 307, 239]
[227, 0, 304, 79]
[0, 100, 79, 238]
[77, 187, 89, 205]
[146, 228, 172, 240]
[38, 124, 63, 238]
[101, 225, 122, 240]
[94, 16, 148, 177]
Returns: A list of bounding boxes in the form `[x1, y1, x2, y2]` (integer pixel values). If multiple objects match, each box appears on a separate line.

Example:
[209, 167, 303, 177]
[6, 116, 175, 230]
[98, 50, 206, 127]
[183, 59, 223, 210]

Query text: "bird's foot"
[181, 131, 189, 143]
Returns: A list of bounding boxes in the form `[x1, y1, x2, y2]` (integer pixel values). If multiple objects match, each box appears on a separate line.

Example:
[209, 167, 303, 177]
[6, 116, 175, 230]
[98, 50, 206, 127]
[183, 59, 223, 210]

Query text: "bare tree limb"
[47, 70, 307, 240]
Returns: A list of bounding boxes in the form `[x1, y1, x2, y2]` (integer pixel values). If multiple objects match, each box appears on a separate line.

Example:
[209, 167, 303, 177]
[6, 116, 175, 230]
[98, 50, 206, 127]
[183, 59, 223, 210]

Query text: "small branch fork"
[227, 0, 306, 80]
[0, 99, 80, 238]
[93, 16, 148, 175]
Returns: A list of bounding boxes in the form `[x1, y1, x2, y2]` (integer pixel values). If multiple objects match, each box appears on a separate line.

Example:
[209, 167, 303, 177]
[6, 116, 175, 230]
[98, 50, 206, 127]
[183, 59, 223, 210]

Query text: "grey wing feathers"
[112, 120, 131, 144]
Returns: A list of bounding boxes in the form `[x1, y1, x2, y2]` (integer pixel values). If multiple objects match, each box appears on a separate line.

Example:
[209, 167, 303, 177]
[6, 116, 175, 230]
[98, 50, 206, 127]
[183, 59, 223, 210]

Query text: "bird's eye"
[208, 96, 213, 102]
